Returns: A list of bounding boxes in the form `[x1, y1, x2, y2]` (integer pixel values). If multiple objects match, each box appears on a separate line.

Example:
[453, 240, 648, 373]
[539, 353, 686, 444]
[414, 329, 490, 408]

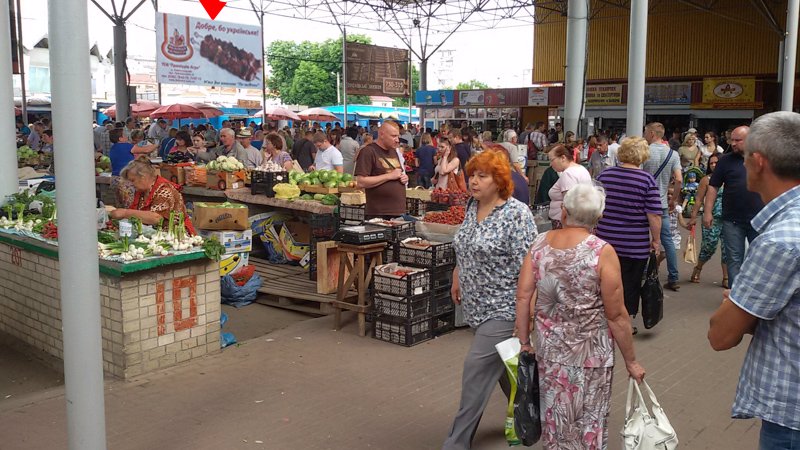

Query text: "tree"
[266, 35, 373, 106]
[451, 79, 491, 90]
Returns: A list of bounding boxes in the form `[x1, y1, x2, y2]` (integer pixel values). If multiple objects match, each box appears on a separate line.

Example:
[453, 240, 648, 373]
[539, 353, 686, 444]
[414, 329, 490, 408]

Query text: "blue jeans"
[661, 209, 679, 283]
[416, 173, 432, 189]
[760, 420, 800, 449]
[722, 220, 759, 288]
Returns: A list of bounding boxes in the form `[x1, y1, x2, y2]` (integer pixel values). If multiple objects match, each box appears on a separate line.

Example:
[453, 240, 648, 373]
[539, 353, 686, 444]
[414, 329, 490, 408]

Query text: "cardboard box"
[193, 202, 249, 231]
[199, 229, 253, 254]
[220, 252, 249, 276]
[279, 221, 311, 267]
[160, 164, 187, 185]
[206, 170, 245, 190]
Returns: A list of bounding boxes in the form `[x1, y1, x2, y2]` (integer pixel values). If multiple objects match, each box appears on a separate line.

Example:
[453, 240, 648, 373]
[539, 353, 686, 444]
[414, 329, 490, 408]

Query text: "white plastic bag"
[622, 378, 678, 449]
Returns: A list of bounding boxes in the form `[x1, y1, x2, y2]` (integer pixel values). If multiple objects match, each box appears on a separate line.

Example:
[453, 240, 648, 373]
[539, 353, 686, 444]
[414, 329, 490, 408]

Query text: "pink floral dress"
[530, 232, 615, 450]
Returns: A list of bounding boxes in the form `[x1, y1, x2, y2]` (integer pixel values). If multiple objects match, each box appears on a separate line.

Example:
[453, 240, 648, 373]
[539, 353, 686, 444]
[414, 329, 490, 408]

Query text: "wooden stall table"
[333, 242, 386, 336]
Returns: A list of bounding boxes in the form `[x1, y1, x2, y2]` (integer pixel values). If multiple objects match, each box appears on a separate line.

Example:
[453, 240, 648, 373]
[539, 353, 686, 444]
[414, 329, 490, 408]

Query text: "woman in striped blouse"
[595, 137, 662, 334]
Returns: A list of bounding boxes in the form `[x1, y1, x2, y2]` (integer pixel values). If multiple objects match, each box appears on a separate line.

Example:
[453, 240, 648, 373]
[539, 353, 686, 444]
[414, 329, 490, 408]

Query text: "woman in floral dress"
[515, 184, 645, 449]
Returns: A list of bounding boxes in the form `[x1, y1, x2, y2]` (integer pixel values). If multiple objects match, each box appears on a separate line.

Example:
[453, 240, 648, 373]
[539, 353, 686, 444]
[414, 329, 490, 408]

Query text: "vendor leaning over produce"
[195, 128, 248, 164]
[354, 121, 407, 220]
[109, 157, 196, 235]
[309, 132, 344, 173]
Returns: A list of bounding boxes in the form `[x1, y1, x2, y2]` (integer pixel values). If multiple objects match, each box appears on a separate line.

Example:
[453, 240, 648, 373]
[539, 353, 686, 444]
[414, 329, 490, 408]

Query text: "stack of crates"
[395, 240, 457, 337]
[338, 204, 365, 226]
[372, 267, 433, 346]
[309, 214, 339, 281]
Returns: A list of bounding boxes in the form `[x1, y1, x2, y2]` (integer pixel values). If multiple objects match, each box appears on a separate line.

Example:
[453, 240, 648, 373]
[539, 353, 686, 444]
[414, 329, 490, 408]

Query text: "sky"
[19, 0, 534, 91]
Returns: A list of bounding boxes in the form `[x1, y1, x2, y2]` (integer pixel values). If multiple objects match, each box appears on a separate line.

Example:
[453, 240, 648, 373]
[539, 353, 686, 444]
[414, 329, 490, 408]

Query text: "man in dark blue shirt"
[451, 129, 472, 180]
[704, 125, 764, 287]
[414, 134, 436, 188]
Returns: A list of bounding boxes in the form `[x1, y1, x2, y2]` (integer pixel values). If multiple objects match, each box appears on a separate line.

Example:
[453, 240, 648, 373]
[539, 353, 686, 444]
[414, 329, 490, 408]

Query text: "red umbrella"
[189, 102, 224, 118]
[297, 107, 338, 122]
[255, 106, 301, 121]
[149, 103, 207, 120]
[103, 100, 161, 119]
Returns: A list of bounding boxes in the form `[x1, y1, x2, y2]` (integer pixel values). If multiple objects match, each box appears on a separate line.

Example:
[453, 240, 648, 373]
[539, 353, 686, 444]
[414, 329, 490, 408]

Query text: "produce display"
[254, 161, 284, 172]
[97, 212, 203, 261]
[272, 183, 301, 200]
[95, 155, 111, 174]
[18, 145, 51, 168]
[164, 152, 195, 164]
[206, 155, 244, 172]
[289, 169, 355, 188]
[423, 205, 466, 225]
[298, 193, 339, 205]
[17, 145, 37, 162]
[430, 186, 469, 205]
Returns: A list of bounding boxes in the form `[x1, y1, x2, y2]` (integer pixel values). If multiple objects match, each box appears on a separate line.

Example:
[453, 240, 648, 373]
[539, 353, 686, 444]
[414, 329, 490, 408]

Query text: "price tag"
[119, 220, 133, 238]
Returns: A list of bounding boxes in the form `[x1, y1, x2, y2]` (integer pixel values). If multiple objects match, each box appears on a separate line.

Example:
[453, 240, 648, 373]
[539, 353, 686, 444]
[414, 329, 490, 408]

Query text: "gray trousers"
[443, 319, 515, 450]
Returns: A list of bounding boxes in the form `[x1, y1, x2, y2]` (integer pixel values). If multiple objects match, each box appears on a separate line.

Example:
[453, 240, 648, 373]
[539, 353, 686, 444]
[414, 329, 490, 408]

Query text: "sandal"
[691, 267, 701, 283]
[722, 277, 729, 289]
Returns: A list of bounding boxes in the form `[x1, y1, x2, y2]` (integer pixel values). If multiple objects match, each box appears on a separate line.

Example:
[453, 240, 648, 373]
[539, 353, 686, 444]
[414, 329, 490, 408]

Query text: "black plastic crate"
[383, 243, 398, 264]
[373, 266, 431, 297]
[338, 204, 365, 225]
[310, 213, 339, 239]
[425, 202, 450, 212]
[250, 170, 289, 197]
[372, 220, 415, 242]
[430, 265, 456, 290]
[397, 241, 456, 268]
[432, 310, 456, 337]
[373, 292, 431, 320]
[373, 314, 433, 347]
[406, 197, 428, 217]
[431, 286, 455, 315]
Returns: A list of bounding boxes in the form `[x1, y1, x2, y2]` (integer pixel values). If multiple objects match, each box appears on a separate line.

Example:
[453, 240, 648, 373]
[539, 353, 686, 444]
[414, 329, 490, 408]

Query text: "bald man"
[355, 122, 408, 219]
[703, 125, 764, 287]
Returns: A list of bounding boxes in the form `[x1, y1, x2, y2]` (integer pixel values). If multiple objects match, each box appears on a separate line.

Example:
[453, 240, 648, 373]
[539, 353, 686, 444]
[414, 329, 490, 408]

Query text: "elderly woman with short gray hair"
[515, 184, 646, 449]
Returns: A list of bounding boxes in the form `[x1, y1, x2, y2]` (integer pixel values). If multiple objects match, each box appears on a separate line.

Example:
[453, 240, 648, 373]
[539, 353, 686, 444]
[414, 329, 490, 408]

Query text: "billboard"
[345, 43, 409, 96]
[527, 87, 549, 106]
[585, 84, 623, 106]
[645, 82, 691, 105]
[458, 90, 485, 106]
[155, 12, 263, 89]
[415, 90, 454, 106]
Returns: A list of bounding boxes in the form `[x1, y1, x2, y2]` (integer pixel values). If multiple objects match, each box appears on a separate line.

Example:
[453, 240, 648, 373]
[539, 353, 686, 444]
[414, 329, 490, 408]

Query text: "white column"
[48, 1, 108, 449]
[0, 0, 18, 203]
[781, 0, 799, 111]
[563, 0, 588, 137]
[626, 0, 648, 136]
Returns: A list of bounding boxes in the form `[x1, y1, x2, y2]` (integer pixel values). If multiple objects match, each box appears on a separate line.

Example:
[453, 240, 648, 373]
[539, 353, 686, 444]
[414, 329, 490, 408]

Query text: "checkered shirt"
[730, 184, 800, 430]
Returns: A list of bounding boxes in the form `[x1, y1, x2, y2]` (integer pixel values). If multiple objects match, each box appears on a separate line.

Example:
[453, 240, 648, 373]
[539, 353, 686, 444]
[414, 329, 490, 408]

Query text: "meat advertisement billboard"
[155, 12, 262, 89]
[345, 43, 409, 96]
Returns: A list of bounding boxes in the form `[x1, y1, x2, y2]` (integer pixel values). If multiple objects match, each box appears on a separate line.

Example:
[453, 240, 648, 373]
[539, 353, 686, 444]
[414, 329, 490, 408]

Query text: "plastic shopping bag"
[495, 337, 521, 446]
[514, 351, 542, 446]
[684, 227, 698, 264]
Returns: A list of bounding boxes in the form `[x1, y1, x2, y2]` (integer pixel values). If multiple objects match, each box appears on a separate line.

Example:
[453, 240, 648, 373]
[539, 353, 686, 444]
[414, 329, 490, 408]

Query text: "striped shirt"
[595, 167, 662, 259]
[730, 184, 800, 430]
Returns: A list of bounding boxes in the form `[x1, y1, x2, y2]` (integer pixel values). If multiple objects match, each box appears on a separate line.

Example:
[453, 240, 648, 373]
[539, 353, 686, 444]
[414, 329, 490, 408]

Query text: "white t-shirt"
[314, 145, 343, 170]
[548, 164, 592, 220]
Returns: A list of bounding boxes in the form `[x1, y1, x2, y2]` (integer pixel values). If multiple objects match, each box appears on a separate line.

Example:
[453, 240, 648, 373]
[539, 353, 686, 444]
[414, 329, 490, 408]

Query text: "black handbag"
[514, 351, 542, 446]
[641, 251, 664, 329]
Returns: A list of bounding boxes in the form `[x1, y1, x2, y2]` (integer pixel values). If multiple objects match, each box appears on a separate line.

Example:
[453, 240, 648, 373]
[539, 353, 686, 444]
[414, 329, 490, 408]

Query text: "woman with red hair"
[443, 150, 538, 450]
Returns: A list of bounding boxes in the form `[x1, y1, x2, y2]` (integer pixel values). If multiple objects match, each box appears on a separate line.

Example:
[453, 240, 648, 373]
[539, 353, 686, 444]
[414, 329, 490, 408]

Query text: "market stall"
[0, 193, 224, 379]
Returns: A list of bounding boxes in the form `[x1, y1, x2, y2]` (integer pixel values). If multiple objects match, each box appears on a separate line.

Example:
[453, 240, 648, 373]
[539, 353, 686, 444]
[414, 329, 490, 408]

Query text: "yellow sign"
[702, 78, 756, 104]
[586, 84, 623, 106]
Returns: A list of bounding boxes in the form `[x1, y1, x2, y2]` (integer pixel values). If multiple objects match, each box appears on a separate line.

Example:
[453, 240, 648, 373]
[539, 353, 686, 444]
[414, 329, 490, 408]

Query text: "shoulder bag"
[622, 378, 678, 450]
[653, 148, 675, 179]
[640, 251, 663, 329]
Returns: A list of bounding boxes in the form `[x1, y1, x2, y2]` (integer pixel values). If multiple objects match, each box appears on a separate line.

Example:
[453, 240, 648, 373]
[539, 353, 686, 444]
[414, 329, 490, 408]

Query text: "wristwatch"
[519, 338, 530, 346]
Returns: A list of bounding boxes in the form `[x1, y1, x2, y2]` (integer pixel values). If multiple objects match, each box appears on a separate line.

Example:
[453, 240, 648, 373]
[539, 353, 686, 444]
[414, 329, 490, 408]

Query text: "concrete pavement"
[0, 255, 760, 449]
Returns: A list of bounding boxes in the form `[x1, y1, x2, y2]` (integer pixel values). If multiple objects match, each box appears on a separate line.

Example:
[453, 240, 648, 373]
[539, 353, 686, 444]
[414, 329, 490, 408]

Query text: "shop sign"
[528, 87, 549, 106]
[237, 99, 261, 109]
[416, 90, 454, 106]
[345, 43, 409, 96]
[485, 91, 508, 106]
[645, 83, 691, 104]
[586, 84, 623, 106]
[458, 90, 485, 106]
[702, 77, 756, 104]
[155, 12, 262, 89]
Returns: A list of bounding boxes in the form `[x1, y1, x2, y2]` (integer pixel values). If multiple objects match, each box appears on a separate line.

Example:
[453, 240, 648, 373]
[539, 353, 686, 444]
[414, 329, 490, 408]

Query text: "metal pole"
[419, 58, 427, 91]
[154, 0, 162, 105]
[259, 11, 267, 125]
[336, 72, 341, 104]
[408, 31, 413, 129]
[781, 0, 799, 111]
[342, 26, 347, 126]
[48, 0, 108, 449]
[778, 39, 785, 84]
[563, 0, 588, 137]
[113, 21, 130, 121]
[15, 0, 27, 123]
[626, 0, 648, 137]
[0, 0, 19, 203]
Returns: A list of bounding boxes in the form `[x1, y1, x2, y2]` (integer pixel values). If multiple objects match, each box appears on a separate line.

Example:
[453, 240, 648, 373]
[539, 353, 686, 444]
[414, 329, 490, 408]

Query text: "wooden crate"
[300, 184, 339, 194]
[316, 240, 353, 294]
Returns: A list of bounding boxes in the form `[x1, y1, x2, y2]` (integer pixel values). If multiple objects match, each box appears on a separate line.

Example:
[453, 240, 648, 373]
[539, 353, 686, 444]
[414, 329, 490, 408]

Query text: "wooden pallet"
[250, 257, 355, 316]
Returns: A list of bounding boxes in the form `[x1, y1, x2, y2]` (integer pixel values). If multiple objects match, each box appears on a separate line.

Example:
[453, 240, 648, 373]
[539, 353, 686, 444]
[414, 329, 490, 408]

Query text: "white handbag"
[622, 378, 679, 449]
